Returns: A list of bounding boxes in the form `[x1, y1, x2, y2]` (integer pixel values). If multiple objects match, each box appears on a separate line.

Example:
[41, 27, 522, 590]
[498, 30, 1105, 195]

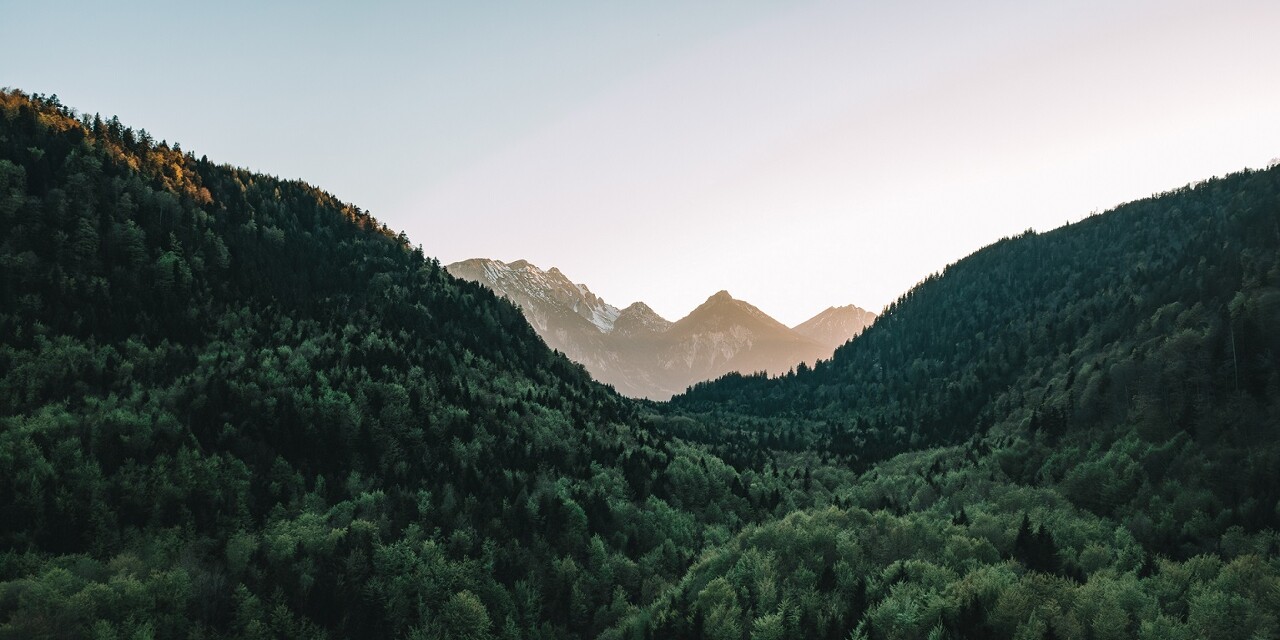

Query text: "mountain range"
[446, 258, 874, 399]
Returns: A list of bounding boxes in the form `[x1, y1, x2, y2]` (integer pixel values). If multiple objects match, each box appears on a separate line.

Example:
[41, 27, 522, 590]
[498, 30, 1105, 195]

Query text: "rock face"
[446, 259, 874, 399]
[612, 302, 672, 338]
[792, 304, 878, 351]
[446, 258, 620, 334]
[660, 291, 831, 387]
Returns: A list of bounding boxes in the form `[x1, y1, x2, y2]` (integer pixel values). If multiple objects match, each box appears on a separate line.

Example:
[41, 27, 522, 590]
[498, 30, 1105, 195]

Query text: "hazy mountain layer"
[792, 304, 877, 350]
[447, 259, 873, 399]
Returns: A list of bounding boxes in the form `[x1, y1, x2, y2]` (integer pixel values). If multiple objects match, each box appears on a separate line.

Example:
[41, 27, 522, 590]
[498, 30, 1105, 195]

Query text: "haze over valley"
[447, 258, 874, 398]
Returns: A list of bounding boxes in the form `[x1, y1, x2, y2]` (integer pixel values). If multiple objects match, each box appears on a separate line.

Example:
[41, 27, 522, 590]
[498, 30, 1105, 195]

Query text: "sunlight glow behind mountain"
[7, 0, 1278, 324]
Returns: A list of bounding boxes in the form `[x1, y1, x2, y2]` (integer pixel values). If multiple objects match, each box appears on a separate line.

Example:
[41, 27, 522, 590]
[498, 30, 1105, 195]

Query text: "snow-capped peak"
[446, 258, 621, 333]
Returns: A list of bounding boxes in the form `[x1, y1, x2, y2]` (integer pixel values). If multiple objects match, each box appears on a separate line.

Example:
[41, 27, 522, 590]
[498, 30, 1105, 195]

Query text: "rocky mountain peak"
[447, 258, 869, 399]
[792, 303, 877, 350]
[614, 301, 672, 337]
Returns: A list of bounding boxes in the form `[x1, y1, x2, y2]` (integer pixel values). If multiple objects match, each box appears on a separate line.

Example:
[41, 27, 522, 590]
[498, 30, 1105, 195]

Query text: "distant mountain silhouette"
[792, 304, 877, 350]
[447, 259, 873, 398]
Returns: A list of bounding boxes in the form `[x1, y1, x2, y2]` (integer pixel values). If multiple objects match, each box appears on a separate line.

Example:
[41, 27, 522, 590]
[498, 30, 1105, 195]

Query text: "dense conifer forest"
[1, 90, 1277, 639]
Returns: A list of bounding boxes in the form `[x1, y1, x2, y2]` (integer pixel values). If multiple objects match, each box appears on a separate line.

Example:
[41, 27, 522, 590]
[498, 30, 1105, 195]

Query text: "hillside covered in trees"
[1, 89, 1278, 639]
[653, 161, 1280, 638]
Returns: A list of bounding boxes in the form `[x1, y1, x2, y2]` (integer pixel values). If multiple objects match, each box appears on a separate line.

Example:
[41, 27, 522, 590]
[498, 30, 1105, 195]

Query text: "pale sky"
[5, 0, 1279, 325]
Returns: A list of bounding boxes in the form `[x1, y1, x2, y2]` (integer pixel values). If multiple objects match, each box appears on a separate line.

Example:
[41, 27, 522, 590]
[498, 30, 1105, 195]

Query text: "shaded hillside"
[445, 258, 654, 397]
[671, 168, 1280, 472]
[0, 90, 814, 639]
[633, 166, 1280, 638]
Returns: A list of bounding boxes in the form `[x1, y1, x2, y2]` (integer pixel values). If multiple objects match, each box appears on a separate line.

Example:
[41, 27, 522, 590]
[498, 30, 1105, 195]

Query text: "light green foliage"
[442, 590, 492, 640]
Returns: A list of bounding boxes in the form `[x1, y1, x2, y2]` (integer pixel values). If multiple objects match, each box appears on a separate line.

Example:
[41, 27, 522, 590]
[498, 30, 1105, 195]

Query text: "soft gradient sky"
[6, 1, 1279, 325]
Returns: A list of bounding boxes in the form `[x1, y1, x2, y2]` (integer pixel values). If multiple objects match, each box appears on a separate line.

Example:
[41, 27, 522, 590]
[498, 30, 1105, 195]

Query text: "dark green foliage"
[674, 169, 1280, 469]
[670, 165, 1280, 553]
[1013, 514, 1062, 576]
[638, 164, 1280, 637]
[0, 89, 790, 639]
[2, 89, 1279, 640]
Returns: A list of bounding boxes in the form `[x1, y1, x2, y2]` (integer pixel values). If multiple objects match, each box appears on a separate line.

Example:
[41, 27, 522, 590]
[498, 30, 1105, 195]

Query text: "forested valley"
[1, 89, 1277, 639]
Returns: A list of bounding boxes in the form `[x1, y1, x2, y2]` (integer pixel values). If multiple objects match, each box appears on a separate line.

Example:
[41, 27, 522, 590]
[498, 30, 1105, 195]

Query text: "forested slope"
[0, 90, 818, 639]
[2, 90, 1278, 640]
[671, 167, 1280, 476]
[643, 165, 1280, 638]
